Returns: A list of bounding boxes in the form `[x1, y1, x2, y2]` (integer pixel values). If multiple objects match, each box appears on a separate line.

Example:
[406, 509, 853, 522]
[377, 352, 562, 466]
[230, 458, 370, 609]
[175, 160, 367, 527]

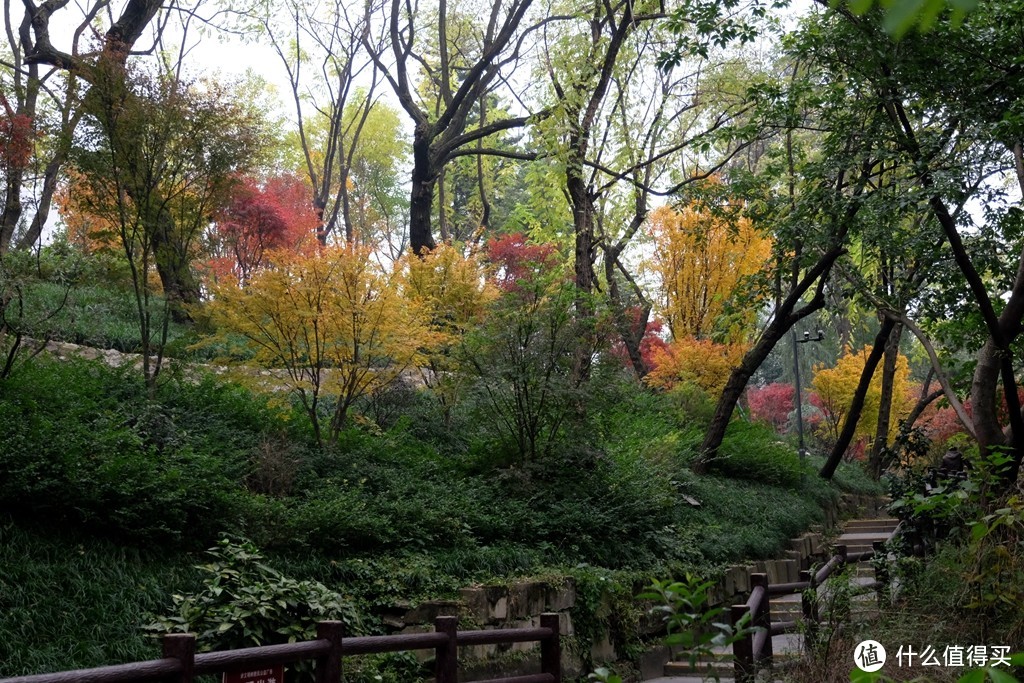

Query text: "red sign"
[223, 665, 284, 683]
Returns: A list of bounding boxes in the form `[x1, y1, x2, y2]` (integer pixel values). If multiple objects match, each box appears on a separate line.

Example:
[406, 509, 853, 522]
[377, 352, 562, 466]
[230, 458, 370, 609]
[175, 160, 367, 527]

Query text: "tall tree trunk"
[697, 245, 846, 470]
[437, 167, 449, 243]
[820, 316, 896, 480]
[971, 340, 1006, 453]
[698, 301, 826, 470]
[15, 153, 63, 249]
[0, 171, 24, 253]
[869, 321, 902, 478]
[567, 158, 596, 383]
[410, 132, 438, 255]
[152, 208, 200, 323]
[604, 250, 650, 377]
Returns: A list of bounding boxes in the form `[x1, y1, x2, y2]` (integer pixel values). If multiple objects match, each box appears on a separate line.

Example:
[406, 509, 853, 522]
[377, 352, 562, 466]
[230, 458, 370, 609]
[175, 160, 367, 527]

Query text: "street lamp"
[792, 328, 825, 481]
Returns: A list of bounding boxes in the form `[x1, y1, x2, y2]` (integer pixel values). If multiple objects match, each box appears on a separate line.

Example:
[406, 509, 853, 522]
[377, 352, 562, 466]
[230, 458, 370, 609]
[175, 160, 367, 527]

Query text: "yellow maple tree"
[812, 346, 915, 450]
[403, 244, 496, 416]
[649, 202, 771, 342]
[202, 245, 430, 446]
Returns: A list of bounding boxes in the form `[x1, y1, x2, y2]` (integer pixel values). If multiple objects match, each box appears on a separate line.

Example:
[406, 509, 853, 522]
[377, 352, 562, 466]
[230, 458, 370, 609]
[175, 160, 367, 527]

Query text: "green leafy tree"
[796, 2, 1024, 481]
[72, 63, 266, 387]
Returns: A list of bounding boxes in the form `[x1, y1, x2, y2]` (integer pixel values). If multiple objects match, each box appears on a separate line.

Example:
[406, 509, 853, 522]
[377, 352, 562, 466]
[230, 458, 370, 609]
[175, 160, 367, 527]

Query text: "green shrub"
[0, 359, 292, 546]
[145, 538, 362, 649]
[18, 282, 180, 353]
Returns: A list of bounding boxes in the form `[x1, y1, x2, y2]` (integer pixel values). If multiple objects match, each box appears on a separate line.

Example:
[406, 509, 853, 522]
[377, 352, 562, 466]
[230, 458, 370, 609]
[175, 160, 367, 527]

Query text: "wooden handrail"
[0, 615, 563, 683]
[768, 581, 809, 595]
[745, 584, 766, 611]
[194, 640, 331, 674]
[732, 537, 895, 683]
[0, 660, 184, 683]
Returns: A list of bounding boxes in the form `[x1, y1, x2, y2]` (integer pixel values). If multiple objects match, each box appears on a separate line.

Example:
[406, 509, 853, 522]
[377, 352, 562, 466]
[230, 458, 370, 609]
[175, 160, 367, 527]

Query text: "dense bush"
[0, 348, 882, 679]
[145, 538, 362, 648]
[0, 359, 286, 545]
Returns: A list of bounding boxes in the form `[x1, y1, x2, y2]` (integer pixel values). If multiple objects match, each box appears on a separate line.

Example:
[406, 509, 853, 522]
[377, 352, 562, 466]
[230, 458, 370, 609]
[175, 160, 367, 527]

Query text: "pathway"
[651, 514, 900, 682]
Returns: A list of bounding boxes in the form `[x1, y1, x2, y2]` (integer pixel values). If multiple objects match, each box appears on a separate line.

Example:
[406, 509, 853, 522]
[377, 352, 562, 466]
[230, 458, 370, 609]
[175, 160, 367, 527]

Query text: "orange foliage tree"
[649, 203, 771, 342]
[812, 346, 914, 457]
[202, 245, 429, 446]
[57, 168, 124, 254]
[644, 337, 748, 396]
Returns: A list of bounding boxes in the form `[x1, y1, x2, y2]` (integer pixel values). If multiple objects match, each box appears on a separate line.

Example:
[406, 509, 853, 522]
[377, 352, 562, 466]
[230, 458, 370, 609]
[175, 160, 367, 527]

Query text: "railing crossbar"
[1, 660, 183, 683]
[194, 641, 330, 675]
[767, 581, 808, 595]
[745, 585, 766, 611]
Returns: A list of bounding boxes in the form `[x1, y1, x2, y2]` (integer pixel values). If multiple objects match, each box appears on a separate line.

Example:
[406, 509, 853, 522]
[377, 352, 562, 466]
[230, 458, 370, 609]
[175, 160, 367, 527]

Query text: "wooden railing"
[0, 614, 562, 683]
[730, 542, 889, 683]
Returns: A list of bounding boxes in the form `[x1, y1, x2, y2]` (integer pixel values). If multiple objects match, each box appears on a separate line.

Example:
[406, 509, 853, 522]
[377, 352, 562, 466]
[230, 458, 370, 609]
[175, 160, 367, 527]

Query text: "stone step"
[646, 677, 735, 683]
[844, 517, 898, 527]
[843, 519, 898, 532]
[662, 635, 804, 677]
[837, 531, 893, 543]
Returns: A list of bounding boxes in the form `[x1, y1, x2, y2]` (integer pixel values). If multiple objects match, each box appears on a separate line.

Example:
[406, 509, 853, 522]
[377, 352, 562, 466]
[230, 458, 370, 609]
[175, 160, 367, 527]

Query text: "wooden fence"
[0, 614, 561, 683]
[730, 542, 889, 683]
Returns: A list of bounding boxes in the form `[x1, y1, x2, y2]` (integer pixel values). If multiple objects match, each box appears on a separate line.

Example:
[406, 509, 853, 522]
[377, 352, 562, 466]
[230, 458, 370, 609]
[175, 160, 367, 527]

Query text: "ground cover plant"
[0, 351, 871, 678]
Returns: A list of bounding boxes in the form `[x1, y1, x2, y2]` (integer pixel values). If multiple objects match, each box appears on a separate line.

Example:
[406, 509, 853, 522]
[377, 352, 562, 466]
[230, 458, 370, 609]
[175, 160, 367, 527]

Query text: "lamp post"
[792, 328, 825, 481]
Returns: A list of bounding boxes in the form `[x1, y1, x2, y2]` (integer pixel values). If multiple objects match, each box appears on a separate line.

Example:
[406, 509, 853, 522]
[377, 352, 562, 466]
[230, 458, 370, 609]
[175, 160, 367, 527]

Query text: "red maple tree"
[206, 174, 318, 284]
[483, 233, 560, 292]
[0, 91, 33, 172]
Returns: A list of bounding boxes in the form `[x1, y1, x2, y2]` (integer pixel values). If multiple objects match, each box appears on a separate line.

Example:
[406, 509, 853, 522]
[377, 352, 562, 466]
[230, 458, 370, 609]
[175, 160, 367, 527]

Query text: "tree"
[405, 244, 496, 420]
[3, 0, 173, 253]
[465, 257, 593, 463]
[361, 0, 546, 254]
[696, 90, 883, 467]
[206, 174, 318, 286]
[649, 202, 771, 342]
[254, 0, 385, 245]
[813, 344, 914, 457]
[204, 246, 429, 447]
[747, 383, 796, 432]
[70, 64, 265, 387]
[803, 1, 1024, 481]
[645, 337, 748, 396]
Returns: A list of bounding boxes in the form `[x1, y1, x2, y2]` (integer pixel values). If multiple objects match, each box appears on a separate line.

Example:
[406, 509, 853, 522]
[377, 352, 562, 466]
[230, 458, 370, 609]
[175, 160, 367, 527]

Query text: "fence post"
[872, 540, 889, 606]
[731, 604, 754, 683]
[799, 569, 818, 651]
[161, 633, 195, 683]
[316, 621, 344, 683]
[751, 573, 773, 667]
[434, 615, 459, 683]
[540, 613, 561, 682]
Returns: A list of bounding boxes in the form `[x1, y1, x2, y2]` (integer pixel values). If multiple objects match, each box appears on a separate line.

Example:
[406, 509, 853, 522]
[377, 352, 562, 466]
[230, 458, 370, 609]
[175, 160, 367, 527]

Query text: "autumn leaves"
[202, 244, 493, 447]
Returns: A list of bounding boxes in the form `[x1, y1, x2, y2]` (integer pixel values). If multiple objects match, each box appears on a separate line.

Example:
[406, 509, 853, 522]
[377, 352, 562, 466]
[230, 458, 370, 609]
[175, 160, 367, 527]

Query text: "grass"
[12, 281, 197, 353]
[0, 519, 200, 676]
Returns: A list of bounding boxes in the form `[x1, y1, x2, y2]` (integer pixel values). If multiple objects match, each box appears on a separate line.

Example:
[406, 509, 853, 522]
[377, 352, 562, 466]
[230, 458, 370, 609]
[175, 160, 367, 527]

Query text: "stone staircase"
[651, 515, 900, 682]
